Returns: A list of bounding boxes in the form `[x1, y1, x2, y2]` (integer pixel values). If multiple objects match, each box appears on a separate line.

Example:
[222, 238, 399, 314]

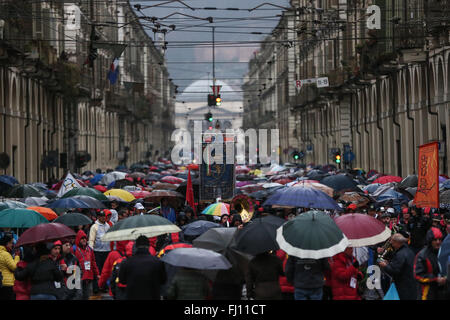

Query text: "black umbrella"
[4, 184, 44, 198]
[231, 215, 286, 255]
[248, 190, 271, 201]
[53, 212, 93, 227]
[181, 220, 221, 237]
[320, 174, 360, 193]
[398, 175, 418, 189]
[306, 170, 328, 181]
[236, 174, 254, 181]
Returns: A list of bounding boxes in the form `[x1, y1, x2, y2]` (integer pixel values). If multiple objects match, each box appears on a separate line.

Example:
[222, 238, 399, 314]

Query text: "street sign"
[295, 77, 329, 88]
[344, 152, 355, 163]
[316, 77, 329, 88]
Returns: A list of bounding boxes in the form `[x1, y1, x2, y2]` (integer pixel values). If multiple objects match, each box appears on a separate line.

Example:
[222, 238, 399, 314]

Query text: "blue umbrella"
[90, 174, 105, 185]
[0, 175, 18, 186]
[363, 183, 382, 194]
[181, 220, 221, 236]
[47, 198, 91, 209]
[438, 234, 450, 277]
[376, 189, 409, 202]
[441, 180, 450, 190]
[263, 186, 342, 211]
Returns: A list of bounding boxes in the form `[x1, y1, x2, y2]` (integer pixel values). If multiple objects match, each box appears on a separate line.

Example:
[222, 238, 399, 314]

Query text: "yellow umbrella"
[104, 189, 136, 202]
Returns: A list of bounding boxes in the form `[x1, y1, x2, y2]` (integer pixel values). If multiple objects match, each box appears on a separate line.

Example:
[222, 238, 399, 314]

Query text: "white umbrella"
[99, 171, 128, 185]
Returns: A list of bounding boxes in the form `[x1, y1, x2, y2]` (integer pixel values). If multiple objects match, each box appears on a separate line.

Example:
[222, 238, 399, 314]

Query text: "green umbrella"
[0, 208, 49, 228]
[61, 187, 108, 201]
[276, 210, 349, 259]
[4, 184, 43, 198]
[0, 200, 28, 211]
[101, 214, 181, 242]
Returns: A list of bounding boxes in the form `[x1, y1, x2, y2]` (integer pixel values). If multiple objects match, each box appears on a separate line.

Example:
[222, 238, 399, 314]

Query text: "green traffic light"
[208, 117, 213, 122]
[294, 155, 299, 160]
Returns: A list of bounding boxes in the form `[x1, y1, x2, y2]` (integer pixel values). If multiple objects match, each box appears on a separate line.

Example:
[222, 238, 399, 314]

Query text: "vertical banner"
[414, 142, 439, 208]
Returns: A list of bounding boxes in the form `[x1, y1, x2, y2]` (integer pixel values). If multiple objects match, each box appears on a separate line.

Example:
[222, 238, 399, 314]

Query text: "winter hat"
[348, 204, 357, 210]
[36, 242, 50, 256]
[402, 208, 409, 215]
[135, 235, 149, 248]
[423, 207, 431, 215]
[387, 208, 395, 214]
[426, 227, 443, 244]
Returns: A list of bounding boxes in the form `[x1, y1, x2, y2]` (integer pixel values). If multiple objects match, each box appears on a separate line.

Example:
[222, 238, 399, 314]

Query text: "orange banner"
[414, 142, 439, 208]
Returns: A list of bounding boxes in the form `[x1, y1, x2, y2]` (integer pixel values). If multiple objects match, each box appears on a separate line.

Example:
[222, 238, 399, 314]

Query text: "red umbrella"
[334, 213, 391, 247]
[130, 190, 152, 199]
[16, 223, 76, 247]
[274, 178, 294, 185]
[372, 175, 402, 184]
[236, 165, 251, 174]
[94, 185, 108, 193]
[161, 176, 185, 185]
[149, 166, 159, 171]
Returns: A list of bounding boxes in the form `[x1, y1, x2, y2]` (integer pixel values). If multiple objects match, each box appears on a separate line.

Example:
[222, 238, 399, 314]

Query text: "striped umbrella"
[201, 203, 230, 216]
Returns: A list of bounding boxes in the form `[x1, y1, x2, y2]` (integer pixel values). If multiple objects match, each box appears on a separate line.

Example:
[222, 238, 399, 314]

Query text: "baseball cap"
[387, 208, 395, 214]
[134, 203, 145, 210]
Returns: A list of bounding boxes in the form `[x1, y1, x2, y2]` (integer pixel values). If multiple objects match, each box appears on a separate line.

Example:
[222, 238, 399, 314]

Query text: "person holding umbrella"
[166, 267, 211, 300]
[160, 198, 176, 223]
[329, 246, 364, 300]
[245, 251, 284, 300]
[285, 255, 330, 300]
[0, 233, 20, 300]
[14, 242, 64, 300]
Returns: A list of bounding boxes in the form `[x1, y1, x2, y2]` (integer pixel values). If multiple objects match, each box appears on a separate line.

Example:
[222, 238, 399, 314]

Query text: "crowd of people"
[0, 164, 449, 301]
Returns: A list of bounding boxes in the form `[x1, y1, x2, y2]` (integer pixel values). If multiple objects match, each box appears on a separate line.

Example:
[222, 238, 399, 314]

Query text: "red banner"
[414, 142, 439, 208]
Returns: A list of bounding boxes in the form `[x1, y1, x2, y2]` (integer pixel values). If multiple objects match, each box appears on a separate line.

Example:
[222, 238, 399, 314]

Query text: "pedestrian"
[367, 204, 377, 218]
[245, 251, 284, 300]
[118, 235, 167, 300]
[88, 210, 110, 279]
[413, 227, 447, 300]
[378, 233, 417, 300]
[109, 200, 120, 224]
[118, 208, 129, 221]
[346, 203, 357, 214]
[0, 233, 20, 300]
[13, 246, 34, 300]
[98, 240, 129, 299]
[276, 250, 295, 300]
[230, 214, 243, 228]
[134, 203, 146, 215]
[59, 239, 82, 300]
[409, 206, 432, 255]
[220, 214, 231, 227]
[49, 240, 62, 262]
[161, 199, 176, 223]
[285, 255, 329, 300]
[330, 247, 364, 300]
[74, 230, 100, 299]
[166, 267, 211, 300]
[14, 242, 64, 300]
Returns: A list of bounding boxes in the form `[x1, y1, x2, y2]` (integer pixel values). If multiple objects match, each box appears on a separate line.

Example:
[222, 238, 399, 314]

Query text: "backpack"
[109, 251, 127, 297]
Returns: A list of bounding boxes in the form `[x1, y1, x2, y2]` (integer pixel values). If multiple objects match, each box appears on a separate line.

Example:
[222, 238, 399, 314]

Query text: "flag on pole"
[107, 58, 120, 85]
[414, 142, 439, 208]
[186, 169, 196, 216]
[57, 172, 82, 198]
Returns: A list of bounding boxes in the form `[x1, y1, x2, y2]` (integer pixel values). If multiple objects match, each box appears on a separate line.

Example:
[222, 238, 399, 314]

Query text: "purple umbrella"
[439, 176, 447, 183]
[236, 181, 253, 188]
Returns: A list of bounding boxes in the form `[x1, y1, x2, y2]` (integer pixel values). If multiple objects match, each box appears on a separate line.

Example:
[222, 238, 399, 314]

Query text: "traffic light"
[292, 151, 300, 160]
[215, 95, 221, 106]
[205, 112, 213, 122]
[335, 153, 341, 164]
[207, 94, 216, 106]
[75, 151, 91, 168]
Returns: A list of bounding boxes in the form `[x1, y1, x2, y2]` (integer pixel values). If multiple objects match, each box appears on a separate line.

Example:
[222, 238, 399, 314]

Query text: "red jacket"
[13, 261, 31, 300]
[330, 252, 363, 300]
[98, 241, 129, 290]
[275, 250, 294, 294]
[74, 230, 99, 281]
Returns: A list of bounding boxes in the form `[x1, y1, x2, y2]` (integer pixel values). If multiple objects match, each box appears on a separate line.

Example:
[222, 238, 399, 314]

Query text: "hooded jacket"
[13, 260, 31, 300]
[413, 228, 444, 300]
[330, 252, 363, 300]
[0, 245, 20, 287]
[98, 240, 129, 290]
[74, 230, 99, 281]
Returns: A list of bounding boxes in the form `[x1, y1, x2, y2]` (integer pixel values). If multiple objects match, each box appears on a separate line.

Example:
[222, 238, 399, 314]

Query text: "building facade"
[0, 0, 175, 183]
[243, 0, 450, 176]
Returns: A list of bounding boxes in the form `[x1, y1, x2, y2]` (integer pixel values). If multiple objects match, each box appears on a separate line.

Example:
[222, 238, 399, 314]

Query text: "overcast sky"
[133, 0, 290, 100]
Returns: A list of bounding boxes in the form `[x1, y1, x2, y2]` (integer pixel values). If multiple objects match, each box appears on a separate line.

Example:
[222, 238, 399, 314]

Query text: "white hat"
[134, 203, 145, 210]
[387, 208, 395, 214]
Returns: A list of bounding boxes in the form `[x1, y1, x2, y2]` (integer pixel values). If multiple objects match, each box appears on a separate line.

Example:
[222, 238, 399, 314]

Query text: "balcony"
[394, 23, 425, 50]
